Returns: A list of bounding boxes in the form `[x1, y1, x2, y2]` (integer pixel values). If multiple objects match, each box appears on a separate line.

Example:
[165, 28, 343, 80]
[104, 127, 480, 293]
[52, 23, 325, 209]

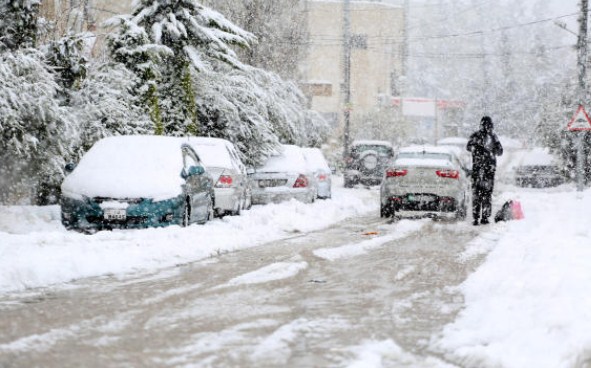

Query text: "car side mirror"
[182, 165, 205, 179]
[65, 163, 76, 174]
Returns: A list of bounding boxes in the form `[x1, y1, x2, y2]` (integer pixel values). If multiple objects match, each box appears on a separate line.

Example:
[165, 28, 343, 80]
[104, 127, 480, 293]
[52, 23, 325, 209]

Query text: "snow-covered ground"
[0, 177, 375, 294]
[2, 176, 591, 367]
[433, 184, 591, 368]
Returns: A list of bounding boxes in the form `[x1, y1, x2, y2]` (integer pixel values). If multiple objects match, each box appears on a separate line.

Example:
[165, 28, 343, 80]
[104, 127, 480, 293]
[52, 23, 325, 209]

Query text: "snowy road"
[0, 210, 485, 367]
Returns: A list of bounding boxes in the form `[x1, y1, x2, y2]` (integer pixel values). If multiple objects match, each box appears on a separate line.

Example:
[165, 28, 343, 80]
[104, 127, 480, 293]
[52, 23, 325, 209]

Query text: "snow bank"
[0, 178, 376, 293]
[434, 186, 591, 368]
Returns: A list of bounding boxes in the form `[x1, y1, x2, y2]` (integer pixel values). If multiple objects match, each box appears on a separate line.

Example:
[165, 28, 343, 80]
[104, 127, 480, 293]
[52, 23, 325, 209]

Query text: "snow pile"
[0, 180, 376, 293]
[435, 187, 591, 368]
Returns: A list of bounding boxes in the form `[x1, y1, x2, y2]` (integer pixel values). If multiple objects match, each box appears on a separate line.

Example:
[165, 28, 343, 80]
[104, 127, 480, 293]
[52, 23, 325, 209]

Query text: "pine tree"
[0, 50, 75, 204]
[115, 0, 255, 136]
[69, 61, 152, 153]
[0, 0, 39, 51]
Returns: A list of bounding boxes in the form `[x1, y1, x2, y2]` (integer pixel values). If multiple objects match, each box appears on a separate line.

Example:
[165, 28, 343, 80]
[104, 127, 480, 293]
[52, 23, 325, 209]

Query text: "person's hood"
[480, 116, 493, 133]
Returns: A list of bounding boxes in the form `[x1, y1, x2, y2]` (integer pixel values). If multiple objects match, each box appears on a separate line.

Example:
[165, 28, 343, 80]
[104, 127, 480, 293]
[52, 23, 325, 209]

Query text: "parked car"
[437, 136, 472, 171]
[186, 137, 251, 216]
[60, 135, 215, 232]
[250, 145, 316, 205]
[380, 145, 470, 220]
[302, 147, 332, 199]
[344, 140, 394, 187]
[513, 148, 565, 188]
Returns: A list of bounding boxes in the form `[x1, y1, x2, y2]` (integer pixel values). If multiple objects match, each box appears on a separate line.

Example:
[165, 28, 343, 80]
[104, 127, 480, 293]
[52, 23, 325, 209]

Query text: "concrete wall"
[300, 1, 404, 128]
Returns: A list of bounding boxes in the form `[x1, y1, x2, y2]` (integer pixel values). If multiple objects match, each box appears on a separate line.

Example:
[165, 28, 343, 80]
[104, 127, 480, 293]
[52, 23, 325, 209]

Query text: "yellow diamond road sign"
[567, 105, 591, 131]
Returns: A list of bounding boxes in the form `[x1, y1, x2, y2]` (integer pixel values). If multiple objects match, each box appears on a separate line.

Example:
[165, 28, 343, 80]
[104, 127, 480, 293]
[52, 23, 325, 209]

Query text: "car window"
[397, 152, 452, 161]
[351, 145, 393, 156]
[182, 146, 199, 170]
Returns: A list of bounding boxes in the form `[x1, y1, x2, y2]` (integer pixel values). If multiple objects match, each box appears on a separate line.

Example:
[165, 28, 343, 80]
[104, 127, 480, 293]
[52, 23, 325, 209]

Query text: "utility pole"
[576, 0, 588, 192]
[401, 0, 409, 95]
[343, 0, 352, 158]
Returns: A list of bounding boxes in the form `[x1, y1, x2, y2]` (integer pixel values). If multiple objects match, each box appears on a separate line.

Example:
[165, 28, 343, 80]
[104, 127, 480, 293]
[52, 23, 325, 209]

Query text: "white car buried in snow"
[380, 145, 470, 220]
[250, 145, 316, 205]
[185, 137, 252, 216]
[302, 147, 332, 199]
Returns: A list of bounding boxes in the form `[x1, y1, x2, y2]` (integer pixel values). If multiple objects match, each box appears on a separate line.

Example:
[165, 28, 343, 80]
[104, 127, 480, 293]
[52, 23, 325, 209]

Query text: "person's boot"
[481, 218, 489, 225]
[472, 219, 479, 226]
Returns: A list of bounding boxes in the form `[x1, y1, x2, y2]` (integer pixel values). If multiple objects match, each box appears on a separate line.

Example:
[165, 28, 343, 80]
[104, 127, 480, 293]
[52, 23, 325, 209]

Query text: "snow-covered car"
[437, 136, 472, 170]
[302, 147, 332, 199]
[185, 137, 251, 216]
[60, 135, 215, 232]
[250, 145, 316, 205]
[344, 140, 394, 187]
[513, 148, 565, 188]
[380, 145, 470, 220]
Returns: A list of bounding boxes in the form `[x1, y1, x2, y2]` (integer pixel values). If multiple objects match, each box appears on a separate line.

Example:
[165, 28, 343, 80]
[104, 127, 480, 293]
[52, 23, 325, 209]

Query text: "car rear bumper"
[316, 181, 331, 198]
[213, 187, 241, 213]
[381, 192, 463, 219]
[251, 188, 313, 205]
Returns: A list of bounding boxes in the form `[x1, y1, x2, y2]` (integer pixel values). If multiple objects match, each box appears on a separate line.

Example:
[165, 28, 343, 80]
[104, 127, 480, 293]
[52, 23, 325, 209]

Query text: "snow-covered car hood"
[61, 136, 187, 200]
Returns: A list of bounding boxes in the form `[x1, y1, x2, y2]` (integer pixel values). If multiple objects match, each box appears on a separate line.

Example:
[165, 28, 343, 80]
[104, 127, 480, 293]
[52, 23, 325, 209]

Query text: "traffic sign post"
[567, 105, 591, 192]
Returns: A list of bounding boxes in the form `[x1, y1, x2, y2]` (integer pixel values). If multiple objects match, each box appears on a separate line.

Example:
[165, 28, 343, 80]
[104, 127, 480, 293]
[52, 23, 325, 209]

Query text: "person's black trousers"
[472, 184, 493, 221]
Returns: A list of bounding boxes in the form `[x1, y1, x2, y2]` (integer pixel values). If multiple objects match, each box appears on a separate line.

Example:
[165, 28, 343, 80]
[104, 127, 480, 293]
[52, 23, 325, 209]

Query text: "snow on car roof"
[518, 147, 559, 166]
[257, 145, 308, 173]
[399, 145, 457, 155]
[437, 136, 468, 146]
[183, 137, 239, 171]
[61, 135, 189, 200]
[302, 147, 330, 172]
[352, 140, 393, 147]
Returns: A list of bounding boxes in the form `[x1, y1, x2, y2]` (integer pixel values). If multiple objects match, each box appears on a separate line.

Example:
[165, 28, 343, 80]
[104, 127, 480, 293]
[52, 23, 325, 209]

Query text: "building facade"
[39, 0, 132, 55]
[300, 0, 405, 134]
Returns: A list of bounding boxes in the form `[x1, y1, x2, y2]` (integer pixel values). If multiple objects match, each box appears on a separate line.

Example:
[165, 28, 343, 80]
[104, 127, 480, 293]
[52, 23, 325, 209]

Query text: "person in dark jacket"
[466, 116, 503, 225]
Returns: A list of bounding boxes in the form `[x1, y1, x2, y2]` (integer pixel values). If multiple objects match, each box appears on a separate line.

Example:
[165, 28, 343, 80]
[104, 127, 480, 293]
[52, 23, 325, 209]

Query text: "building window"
[350, 34, 368, 49]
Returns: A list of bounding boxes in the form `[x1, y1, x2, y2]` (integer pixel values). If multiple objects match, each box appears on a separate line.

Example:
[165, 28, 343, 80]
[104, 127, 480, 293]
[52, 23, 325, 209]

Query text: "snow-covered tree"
[201, 0, 309, 81]
[69, 62, 152, 153]
[0, 0, 40, 51]
[0, 50, 74, 204]
[115, 0, 255, 136]
[44, 33, 88, 91]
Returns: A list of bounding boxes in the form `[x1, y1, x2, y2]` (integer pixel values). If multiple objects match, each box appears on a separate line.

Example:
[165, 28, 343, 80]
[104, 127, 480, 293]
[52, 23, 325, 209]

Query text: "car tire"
[182, 200, 191, 227]
[344, 179, 354, 188]
[456, 200, 467, 220]
[380, 202, 393, 218]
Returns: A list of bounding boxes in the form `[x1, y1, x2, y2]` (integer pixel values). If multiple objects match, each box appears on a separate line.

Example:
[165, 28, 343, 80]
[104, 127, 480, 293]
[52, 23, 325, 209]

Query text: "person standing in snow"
[467, 116, 503, 225]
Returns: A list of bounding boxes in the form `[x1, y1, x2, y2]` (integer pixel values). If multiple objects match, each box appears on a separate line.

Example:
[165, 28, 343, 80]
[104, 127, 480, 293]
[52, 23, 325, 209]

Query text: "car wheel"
[207, 197, 215, 222]
[380, 202, 393, 218]
[344, 179, 353, 188]
[456, 200, 467, 220]
[182, 200, 191, 227]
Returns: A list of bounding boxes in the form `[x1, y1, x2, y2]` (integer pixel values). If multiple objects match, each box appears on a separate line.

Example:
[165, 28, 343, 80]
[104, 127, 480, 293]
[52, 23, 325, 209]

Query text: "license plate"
[104, 209, 126, 221]
[407, 194, 434, 203]
[259, 179, 287, 188]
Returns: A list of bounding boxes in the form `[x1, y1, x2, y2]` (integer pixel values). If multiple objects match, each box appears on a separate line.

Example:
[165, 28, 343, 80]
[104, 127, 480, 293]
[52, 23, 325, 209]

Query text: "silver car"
[302, 147, 332, 199]
[186, 137, 252, 216]
[250, 145, 316, 205]
[380, 145, 470, 220]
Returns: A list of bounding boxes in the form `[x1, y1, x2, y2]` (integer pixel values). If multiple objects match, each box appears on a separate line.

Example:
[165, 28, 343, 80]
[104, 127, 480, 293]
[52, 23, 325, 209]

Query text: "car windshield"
[351, 145, 393, 156]
[397, 152, 452, 161]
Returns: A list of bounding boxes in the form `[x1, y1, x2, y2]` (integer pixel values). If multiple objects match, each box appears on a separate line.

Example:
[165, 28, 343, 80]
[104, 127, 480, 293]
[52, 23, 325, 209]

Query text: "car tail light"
[318, 174, 328, 181]
[293, 174, 309, 188]
[436, 170, 460, 179]
[386, 168, 408, 177]
[216, 175, 234, 188]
